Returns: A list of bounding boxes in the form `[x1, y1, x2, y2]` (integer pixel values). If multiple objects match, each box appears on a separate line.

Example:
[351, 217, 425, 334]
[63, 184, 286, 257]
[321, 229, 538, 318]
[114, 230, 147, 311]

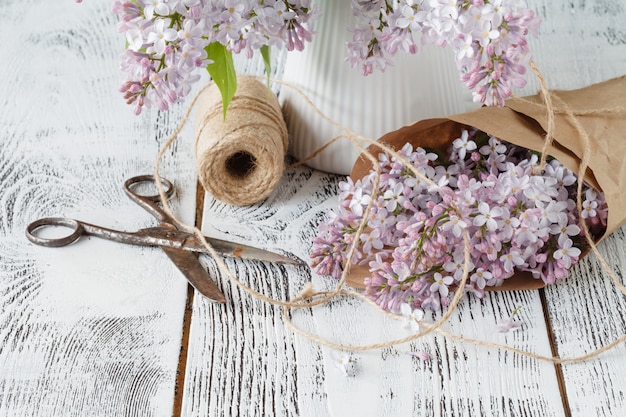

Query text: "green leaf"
[260, 45, 272, 87]
[205, 42, 237, 120]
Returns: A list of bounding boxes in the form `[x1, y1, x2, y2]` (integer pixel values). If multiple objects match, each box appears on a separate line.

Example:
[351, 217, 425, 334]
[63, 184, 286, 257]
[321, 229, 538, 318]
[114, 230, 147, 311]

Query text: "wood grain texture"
[524, 1, 626, 416]
[545, 227, 626, 417]
[0, 1, 198, 416]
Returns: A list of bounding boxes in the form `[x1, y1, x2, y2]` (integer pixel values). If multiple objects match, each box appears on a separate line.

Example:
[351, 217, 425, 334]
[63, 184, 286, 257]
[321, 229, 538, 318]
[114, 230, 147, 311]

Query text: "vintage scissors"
[25, 175, 298, 303]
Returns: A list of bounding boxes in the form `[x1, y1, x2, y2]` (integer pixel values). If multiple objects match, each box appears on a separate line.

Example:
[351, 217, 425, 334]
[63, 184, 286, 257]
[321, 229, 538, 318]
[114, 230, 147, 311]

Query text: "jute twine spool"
[195, 75, 288, 206]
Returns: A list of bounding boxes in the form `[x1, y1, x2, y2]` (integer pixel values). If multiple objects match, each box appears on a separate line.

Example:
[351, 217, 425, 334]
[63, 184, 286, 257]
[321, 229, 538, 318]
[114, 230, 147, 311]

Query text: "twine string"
[152, 70, 626, 363]
[528, 61, 556, 174]
[194, 76, 288, 206]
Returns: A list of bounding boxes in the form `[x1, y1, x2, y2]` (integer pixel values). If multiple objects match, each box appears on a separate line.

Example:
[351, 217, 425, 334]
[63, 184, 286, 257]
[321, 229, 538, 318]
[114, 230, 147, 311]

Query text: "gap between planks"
[171, 181, 205, 417]
[539, 288, 572, 417]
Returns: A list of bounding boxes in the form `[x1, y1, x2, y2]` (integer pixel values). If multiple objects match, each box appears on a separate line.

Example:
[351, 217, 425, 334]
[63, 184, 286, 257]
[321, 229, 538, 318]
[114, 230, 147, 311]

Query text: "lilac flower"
[110, 0, 319, 114]
[383, 181, 407, 212]
[496, 317, 523, 333]
[400, 303, 425, 332]
[470, 268, 492, 290]
[500, 249, 525, 273]
[430, 273, 454, 297]
[498, 210, 520, 241]
[480, 136, 507, 156]
[332, 351, 358, 377]
[497, 305, 524, 333]
[407, 350, 432, 361]
[441, 214, 467, 238]
[311, 128, 607, 312]
[453, 130, 477, 160]
[473, 202, 503, 232]
[146, 19, 178, 55]
[550, 220, 580, 240]
[581, 199, 598, 219]
[360, 229, 384, 254]
[553, 236, 581, 269]
[348, 187, 372, 217]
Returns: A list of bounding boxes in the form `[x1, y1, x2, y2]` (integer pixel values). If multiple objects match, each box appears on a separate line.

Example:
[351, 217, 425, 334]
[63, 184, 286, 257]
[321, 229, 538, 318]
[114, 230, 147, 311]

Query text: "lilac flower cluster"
[92, 0, 541, 113]
[310, 130, 608, 313]
[111, 0, 318, 114]
[348, 0, 542, 106]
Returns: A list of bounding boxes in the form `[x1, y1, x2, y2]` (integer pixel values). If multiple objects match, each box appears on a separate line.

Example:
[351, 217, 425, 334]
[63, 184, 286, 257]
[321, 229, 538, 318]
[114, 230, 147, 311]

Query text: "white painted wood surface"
[1, 1, 625, 417]
[0, 2, 197, 416]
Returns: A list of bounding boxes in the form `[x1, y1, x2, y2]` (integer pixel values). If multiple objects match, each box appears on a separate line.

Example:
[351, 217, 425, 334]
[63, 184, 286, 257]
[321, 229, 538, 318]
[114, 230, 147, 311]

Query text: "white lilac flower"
[553, 235, 581, 269]
[400, 303, 425, 332]
[125, 28, 145, 51]
[499, 211, 521, 241]
[455, 33, 475, 60]
[496, 317, 523, 333]
[396, 4, 425, 32]
[500, 249, 525, 273]
[383, 182, 406, 212]
[360, 229, 384, 254]
[473, 202, 503, 232]
[332, 352, 358, 377]
[144, 0, 170, 20]
[470, 268, 492, 290]
[430, 273, 454, 297]
[452, 130, 477, 160]
[146, 19, 178, 55]
[348, 188, 372, 217]
[480, 136, 507, 156]
[581, 199, 598, 219]
[441, 214, 467, 238]
[550, 220, 581, 239]
[443, 256, 472, 281]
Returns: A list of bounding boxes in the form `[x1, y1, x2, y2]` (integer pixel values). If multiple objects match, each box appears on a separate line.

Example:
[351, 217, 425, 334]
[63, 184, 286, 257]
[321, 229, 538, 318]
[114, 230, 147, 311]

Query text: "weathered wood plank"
[0, 2, 198, 416]
[545, 227, 626, 417]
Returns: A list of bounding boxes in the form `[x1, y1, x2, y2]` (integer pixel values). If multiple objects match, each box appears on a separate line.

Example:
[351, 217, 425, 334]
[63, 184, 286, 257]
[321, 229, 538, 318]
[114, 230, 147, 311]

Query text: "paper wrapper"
[348, 75, 626, 291]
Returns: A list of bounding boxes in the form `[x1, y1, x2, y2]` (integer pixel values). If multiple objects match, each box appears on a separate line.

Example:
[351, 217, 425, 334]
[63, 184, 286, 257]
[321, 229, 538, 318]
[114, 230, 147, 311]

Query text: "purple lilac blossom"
[348, 0, 542, 107]
[104, 0, 539, 114]
[111, 0, 319, 114]
[310, 129, 608, 313]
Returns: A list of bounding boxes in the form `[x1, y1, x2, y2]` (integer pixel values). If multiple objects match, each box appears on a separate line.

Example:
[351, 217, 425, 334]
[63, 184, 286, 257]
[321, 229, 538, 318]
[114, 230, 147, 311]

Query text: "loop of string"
[152, 68, 626, 363]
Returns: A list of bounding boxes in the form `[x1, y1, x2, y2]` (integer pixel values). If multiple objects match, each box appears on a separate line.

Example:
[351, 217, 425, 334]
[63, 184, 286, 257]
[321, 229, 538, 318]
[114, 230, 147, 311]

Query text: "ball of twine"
[195, 75, 288, 206]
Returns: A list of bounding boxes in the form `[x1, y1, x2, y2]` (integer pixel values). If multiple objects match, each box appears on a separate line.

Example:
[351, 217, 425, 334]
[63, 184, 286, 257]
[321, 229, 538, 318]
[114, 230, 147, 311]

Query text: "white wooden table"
[2, 1, 626, 416]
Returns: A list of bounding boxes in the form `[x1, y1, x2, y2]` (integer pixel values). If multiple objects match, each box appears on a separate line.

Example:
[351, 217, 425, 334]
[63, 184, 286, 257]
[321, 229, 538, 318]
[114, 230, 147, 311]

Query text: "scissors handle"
[26, 217, 86, 247]
[26, 217, 142, 248]
[124, 175, 175, 223]
[26, 216, 192, 249]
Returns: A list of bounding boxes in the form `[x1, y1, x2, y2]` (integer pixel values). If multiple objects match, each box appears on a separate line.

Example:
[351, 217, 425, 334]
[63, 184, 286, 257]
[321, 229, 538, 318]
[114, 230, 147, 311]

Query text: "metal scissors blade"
[160, 246, 226, 303]
[182, 234, 299, 265]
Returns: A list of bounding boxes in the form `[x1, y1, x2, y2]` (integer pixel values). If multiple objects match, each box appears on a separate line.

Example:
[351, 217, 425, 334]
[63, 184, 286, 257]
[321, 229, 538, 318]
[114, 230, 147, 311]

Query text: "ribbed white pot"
[279, 0, 478, 175]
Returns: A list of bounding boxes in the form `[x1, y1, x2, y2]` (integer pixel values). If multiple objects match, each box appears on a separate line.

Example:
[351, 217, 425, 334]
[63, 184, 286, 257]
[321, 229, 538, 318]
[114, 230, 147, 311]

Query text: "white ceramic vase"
[279, 0, 478, 175]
